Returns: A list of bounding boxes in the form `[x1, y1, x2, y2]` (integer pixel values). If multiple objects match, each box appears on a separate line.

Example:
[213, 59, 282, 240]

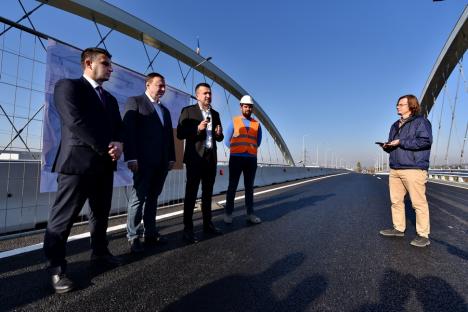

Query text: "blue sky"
[1, 0, 467, 167]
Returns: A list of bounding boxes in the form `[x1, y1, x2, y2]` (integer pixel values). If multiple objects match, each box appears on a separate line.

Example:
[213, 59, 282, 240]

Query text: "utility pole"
[302, 134, 313, 167]
[460, 121, 468, 168]
[316, 144, 319, 166]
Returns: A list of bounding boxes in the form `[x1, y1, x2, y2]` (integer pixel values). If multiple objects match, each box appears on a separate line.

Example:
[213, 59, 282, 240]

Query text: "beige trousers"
[389, 169, 430, 238]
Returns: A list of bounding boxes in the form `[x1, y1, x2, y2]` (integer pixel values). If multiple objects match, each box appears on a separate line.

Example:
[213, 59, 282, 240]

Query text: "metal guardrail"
[372, 169, 468, 184]
[428, 169, 468, 183]
[429, 169, 468, 175]
[428, 172, 468, 183]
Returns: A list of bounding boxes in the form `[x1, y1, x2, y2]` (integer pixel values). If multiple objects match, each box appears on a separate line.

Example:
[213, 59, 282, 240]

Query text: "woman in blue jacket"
[379, 94, 432, 248]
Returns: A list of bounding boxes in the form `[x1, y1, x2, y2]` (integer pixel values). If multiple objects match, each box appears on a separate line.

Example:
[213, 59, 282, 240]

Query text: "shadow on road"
[1, 202, 330, 310]
[430, 237, 468, 262]
[354, 269, 467, 312]
[0, 259, 95, 311]
[161, 252, 328, 312]
[246, 192, 335, 223]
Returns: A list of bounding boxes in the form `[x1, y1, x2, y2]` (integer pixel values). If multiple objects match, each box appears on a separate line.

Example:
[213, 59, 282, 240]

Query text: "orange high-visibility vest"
[230, 116, 259, 155]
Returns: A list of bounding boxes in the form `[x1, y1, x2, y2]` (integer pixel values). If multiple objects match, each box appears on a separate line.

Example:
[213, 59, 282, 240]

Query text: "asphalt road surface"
[0, 173, 467, 311]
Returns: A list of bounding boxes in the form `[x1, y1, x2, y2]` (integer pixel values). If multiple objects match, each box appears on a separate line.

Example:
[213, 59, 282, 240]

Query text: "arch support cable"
[141, 39, 161, 73]
[0, 1, 46, 37]
[17, 0, 47, 51]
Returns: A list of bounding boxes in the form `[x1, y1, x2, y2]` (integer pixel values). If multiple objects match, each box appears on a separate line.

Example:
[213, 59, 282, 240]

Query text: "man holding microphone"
[177, 83, 224, 243]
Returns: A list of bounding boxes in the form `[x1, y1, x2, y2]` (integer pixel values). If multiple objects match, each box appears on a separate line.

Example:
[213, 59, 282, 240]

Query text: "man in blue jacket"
[379, 94, 432, 247]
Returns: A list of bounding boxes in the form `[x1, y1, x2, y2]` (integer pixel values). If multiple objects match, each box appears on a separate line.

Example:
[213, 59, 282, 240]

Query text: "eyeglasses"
[396, 103, 408, 107]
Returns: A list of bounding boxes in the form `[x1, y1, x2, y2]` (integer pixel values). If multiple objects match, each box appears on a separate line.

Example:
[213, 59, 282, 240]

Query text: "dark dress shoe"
[203, 224, 222, 235]
[182, 230, 199, 244]
[51, 273, 75, 294]
[90, 251, 124, 267]
[145, 235, 168, 247]
[129, 238, 144, 253]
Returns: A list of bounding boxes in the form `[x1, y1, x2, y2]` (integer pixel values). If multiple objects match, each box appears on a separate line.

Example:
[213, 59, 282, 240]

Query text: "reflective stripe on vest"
[230, 116, 259, 155]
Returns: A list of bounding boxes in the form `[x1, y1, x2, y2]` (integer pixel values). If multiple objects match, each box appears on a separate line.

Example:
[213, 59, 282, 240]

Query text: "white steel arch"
[420, 6, 468, 116]
[38, 0, 295, 165]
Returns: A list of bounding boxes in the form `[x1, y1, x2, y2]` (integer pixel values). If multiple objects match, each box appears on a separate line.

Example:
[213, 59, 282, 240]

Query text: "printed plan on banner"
[40, 40, 190, 192]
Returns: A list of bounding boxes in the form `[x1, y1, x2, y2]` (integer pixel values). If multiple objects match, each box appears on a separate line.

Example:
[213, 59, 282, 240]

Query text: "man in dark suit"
[43, 47, 123, 294]
[123, 72, 175, 253]
[177, 82, 224, 243]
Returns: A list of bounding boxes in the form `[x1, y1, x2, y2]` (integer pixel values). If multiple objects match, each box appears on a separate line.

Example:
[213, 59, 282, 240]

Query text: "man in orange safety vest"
[223, 95, 262, 225]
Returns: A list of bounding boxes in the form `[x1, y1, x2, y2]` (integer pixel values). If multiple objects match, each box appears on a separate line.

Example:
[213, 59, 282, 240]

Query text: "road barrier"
[0, 161, 345, 234]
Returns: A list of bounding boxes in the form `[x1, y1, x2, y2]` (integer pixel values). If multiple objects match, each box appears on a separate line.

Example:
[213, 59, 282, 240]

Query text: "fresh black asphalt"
[0, 173, 467, 311]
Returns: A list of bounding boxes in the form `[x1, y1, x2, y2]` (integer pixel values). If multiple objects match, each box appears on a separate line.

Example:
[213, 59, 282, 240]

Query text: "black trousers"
[183, 150, 217, 231]
[43, 171, 113, 272]
[225, 156, 257, 215]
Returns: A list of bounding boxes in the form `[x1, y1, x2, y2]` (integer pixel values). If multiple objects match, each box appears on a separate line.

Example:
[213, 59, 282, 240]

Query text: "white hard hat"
[240, 95, 254, 105]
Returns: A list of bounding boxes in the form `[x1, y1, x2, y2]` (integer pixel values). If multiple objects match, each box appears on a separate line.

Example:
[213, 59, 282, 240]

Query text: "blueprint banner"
[40, 40, 190, 193]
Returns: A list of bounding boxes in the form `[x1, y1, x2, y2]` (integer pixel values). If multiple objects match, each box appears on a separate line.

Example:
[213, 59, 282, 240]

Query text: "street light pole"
[316, 144, 319, 166]
[302, 134, 313, 167]
[183, 56, 213, 83]
[325, 149, 329, 168]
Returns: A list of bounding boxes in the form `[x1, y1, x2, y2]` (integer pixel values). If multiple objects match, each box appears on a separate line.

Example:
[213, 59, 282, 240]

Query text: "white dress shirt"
[145, 92, 164, 126]
[82, 74, 103, 102]
[199, 104, 212, 149]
